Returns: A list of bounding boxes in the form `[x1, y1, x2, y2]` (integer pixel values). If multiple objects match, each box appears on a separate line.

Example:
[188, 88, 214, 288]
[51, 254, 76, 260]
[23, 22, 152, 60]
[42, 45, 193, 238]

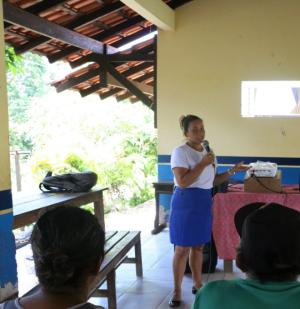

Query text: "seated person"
[0, 206, 105, 309]
[192, 202, 300, 309]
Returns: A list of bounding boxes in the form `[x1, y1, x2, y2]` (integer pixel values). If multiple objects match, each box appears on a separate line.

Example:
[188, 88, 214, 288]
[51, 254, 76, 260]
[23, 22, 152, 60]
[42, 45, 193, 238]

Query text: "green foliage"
[5, 46, 22, 74]
[25, 92, 157, 211]
[65, 154, 88, 172]
[8, 53, 157, 212]
[7, 52, 48, 151]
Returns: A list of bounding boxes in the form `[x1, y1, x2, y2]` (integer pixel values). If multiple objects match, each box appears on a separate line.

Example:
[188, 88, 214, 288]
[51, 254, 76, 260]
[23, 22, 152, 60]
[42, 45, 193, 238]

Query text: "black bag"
[39, 171, 98, 193]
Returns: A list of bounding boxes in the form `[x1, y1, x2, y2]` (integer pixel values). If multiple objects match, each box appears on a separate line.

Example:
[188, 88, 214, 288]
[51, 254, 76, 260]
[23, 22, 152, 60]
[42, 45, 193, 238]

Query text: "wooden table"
[152, 181, 174, 234]
[13, 188, 108, 230]
[213, 184, 300, 271]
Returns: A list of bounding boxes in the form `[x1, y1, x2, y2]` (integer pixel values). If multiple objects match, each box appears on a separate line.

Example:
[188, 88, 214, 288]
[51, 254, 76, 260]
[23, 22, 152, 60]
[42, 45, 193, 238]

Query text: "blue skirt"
[169, 187, 212, 247]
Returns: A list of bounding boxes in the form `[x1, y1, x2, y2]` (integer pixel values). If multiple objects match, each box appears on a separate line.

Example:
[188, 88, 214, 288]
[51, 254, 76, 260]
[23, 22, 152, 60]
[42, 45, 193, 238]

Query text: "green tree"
[28, 92, 157, 211]
[7, 51, 49, 151]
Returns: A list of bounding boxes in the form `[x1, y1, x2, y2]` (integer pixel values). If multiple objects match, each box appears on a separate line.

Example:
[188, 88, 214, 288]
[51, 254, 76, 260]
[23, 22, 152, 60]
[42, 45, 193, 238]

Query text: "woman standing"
[169, 114, 247, 307]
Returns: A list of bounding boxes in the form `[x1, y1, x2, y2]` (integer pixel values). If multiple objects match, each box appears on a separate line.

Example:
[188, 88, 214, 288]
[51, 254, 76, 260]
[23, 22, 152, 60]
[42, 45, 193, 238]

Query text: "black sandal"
[168, 298, 182, 307]
[192, 284, 203, 294]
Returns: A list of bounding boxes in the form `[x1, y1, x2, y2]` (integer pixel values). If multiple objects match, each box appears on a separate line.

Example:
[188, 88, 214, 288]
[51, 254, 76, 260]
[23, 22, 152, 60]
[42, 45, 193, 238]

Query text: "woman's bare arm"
[173, 153, 214, 188]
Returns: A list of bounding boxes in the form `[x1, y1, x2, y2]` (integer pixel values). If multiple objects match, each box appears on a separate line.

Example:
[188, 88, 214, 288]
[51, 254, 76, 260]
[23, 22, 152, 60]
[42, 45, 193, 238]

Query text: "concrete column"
[0, 1, 18, 301]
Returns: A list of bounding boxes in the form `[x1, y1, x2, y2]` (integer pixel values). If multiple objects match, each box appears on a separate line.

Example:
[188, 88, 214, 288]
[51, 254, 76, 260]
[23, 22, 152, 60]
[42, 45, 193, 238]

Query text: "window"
[241, 81, 300, 117]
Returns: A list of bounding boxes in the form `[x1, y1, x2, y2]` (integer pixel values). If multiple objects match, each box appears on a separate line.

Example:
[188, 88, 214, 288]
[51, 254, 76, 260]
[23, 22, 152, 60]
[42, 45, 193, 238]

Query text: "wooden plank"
[15, 2, 122, 54]
[4, 0, 68, 29]
[70, 44, 153, 69]
[90, 232, 141, 290]
[80, 83, 104, 97]
[13, 188, 108, 229]
[116, 91, 132, 101]
[107, 53, 154, 62]
[3, 2, 115, 55]
[120, 0, 175, 31]
[99, 87, 122, 100]
[112, 28, 156, 48]
[107, 75, 153, 95]
[135, 72, 153, 82]
[103, 231, 129, 254]
[97, 232, 141, 274]
[47, 15, 145, 63]
[105, 231, 118, 241]
[99, 59, 153, 107]
[56, 68, 102, 92]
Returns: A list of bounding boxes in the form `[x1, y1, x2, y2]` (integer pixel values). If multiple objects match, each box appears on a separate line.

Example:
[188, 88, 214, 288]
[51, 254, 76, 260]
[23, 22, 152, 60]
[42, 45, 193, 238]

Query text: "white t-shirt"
[171, 143, 215, 189]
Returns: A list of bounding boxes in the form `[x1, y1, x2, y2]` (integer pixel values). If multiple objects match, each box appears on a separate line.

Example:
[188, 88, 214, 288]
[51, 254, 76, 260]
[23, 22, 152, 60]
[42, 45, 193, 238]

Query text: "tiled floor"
[88, 200, 245, 309]
[17, 200, 244, 309]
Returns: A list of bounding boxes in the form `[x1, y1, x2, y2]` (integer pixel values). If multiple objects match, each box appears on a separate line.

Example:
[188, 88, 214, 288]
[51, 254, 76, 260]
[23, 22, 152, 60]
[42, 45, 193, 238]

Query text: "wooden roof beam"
[107, 75, 153, 95]
[58, 61, 151, 93]
[111, 27, 156, 48]
[4, 0, 69, 29]
[116, 92, 132, 102]
[120, 0, 175, 31]
[135, 71, 153, 83]
[70, 44, 154, 68]
[14, 2, 123, 54]
[3, 2, 116, 55]
[47, 15, 145, 63]
[99, 87, 122, 100]
[56, 68, 102, 93]
[98, 58, 152, 107]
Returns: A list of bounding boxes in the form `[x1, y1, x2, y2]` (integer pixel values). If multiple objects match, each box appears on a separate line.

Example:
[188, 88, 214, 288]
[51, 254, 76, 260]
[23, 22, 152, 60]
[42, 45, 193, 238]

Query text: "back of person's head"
[234, 202, 300, 282]
[30, 206, 105, 293]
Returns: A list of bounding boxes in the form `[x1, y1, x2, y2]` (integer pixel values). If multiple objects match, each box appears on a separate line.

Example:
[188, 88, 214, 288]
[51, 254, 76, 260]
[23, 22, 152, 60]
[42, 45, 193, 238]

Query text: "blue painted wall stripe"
[158, 154, 300, 185]
[0, 190, 13, 211]
[0, 189, 17, 291]
[158, 155, 300, 166]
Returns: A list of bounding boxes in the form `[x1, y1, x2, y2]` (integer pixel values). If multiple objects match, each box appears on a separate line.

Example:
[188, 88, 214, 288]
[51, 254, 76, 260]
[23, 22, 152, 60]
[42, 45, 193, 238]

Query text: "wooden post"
[14, 151, 22, 192]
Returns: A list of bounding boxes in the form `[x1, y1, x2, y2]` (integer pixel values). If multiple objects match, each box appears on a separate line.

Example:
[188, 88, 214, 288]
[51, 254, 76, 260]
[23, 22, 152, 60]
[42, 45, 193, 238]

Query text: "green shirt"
[192, 278, 300, 309]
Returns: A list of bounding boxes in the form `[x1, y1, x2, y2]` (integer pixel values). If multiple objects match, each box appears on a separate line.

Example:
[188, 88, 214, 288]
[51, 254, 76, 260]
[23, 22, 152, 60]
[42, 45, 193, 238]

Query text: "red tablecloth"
[212, 185, 300, 260]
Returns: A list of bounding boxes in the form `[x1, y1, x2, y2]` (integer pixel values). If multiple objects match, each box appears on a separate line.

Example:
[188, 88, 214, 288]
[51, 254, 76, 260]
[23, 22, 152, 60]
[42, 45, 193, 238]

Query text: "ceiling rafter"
[111, 27, 156, 48]
[2, 0, 180, 106]
[116, 91, 132, 101]
[99, 87, 122, 100]
[56, 68, 102, 92]
[70, 43, 154, 68]
[3, 2, 116, 55]
[4, 0, 69, 29]
[47, 15, 145, 63]
[57, 61, 152, 93]
[13, 2, 124, 54]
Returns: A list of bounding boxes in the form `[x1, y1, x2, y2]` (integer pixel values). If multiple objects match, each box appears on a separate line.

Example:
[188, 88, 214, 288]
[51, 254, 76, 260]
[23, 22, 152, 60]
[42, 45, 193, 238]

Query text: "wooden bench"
[89, 230, 143, 309]
[13, 190, 143, 309]
[18, 230, 142, 309]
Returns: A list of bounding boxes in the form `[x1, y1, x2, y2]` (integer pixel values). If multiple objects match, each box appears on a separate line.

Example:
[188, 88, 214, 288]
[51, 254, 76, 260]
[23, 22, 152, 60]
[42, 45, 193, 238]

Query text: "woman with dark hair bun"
[0, 206, 105, 309]
[169, 115, 248, 307]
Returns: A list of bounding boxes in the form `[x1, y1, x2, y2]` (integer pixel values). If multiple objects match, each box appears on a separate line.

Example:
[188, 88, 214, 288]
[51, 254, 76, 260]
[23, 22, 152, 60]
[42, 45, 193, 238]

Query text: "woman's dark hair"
[235, 202, 300, 282]
[179, 114, 202, 134]
[30, 206, 105, 293]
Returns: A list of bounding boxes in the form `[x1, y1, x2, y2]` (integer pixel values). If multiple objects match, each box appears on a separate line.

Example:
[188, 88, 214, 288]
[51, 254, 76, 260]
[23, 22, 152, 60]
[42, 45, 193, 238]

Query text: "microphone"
[203, 140, 211, 153]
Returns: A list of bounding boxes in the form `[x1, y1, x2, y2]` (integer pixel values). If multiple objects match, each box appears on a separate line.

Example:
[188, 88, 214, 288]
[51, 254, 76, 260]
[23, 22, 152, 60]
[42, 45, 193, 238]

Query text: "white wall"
[158, 0, 300, 157]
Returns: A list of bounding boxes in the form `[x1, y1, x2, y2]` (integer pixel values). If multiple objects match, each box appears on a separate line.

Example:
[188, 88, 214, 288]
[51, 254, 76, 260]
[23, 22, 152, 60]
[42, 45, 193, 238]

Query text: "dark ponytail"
[179, 114, 202, 134]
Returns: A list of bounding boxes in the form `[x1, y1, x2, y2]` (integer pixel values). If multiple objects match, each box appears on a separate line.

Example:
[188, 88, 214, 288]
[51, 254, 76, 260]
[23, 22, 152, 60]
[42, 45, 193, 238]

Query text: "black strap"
[39, 182, 69, 193]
